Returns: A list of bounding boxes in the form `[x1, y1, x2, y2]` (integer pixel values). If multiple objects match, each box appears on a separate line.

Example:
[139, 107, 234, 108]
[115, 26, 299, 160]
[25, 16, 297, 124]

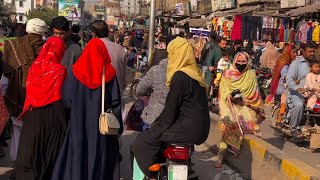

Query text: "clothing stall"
[212, 6, 310, 42]
[286, 1, 320, 45]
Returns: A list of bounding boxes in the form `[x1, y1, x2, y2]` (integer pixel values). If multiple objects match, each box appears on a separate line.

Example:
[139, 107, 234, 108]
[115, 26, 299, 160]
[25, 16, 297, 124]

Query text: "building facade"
[120, 0, 141, 16]
[5, 0, 34, 23]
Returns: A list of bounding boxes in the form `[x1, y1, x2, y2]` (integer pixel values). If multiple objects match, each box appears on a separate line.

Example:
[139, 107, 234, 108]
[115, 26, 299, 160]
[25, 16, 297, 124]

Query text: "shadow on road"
[264, 137, 286, 150]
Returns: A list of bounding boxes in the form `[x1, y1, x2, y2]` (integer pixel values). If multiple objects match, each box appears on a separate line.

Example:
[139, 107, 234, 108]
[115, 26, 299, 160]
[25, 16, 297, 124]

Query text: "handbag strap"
[101, 66, 105, 114]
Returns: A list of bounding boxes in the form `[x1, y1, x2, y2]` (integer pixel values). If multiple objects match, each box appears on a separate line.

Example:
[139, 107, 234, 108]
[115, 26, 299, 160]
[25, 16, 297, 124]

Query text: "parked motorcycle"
[147, 144, 196, 180]
[255, 67, 272, 100]
[270, 89, 320, 149]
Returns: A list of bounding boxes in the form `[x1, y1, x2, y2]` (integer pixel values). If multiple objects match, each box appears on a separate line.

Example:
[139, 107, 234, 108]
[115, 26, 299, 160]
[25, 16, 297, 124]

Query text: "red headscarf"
[20, 36, 67, 118]
[265, 45, 294, 104]
[73, 38, 116, 89]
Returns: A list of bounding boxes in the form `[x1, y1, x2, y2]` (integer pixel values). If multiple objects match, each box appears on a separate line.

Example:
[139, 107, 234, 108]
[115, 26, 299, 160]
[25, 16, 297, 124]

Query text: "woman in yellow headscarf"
[132, 36, 210, 179]
[214, 51, 265, 168]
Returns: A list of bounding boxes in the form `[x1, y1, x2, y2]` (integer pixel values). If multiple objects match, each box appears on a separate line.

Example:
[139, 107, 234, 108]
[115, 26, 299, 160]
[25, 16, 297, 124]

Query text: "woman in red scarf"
[266, 45, 297, 104]
[15, 37, 68, 180]
[51, 38, 121, 180]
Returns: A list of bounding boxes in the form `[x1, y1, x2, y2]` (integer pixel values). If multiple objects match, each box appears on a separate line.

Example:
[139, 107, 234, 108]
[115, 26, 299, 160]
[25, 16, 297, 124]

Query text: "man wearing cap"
[51, 16, 82, 71]
[2, 18, 46, 118]
[1, 18, 46, 178]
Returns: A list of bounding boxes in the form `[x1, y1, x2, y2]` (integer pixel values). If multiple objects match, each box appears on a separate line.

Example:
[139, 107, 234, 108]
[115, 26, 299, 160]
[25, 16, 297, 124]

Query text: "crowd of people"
[0, 15, 320, 180]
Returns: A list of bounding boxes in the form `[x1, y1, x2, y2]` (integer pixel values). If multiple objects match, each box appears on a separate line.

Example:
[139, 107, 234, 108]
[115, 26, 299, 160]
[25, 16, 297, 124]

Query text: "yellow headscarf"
[166, 37, 208, 91]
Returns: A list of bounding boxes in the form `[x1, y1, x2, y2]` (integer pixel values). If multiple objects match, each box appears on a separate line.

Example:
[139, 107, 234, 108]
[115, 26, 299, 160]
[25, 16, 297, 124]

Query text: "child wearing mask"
[304, 60, 320, 110]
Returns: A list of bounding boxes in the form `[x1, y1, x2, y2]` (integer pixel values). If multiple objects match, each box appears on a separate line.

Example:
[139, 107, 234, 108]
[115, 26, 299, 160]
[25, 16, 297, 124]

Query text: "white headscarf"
[26, 18, 47, 36]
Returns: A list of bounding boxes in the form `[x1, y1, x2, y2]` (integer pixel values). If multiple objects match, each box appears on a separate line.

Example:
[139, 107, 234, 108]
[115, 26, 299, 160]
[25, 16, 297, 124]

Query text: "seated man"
[286, 42, 316, 133]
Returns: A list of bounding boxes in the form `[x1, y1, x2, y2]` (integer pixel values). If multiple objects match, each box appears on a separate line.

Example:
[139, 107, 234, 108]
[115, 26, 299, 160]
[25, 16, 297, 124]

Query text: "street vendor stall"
[285, 2, 320, 44]
[286, 1, 320, 18]
[189, 16, 211, 28]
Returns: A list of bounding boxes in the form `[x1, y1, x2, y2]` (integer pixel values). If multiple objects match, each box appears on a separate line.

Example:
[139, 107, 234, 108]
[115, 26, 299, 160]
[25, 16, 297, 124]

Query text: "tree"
[27, 7, 58, 25]
[0, 2, 16, 21]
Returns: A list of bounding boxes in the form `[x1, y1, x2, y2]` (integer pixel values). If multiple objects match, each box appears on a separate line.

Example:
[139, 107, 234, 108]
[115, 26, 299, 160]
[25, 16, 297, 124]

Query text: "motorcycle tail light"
[163, 146, 190, 161]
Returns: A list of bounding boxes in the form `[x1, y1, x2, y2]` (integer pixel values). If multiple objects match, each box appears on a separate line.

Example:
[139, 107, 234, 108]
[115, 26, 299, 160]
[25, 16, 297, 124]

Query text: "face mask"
[235, 63, 247, 73]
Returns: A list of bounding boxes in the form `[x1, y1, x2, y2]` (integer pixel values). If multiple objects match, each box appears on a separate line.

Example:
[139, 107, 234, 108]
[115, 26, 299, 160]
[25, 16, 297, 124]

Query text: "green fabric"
[205, 47, 222, 85]
[133, 157, 145, 180]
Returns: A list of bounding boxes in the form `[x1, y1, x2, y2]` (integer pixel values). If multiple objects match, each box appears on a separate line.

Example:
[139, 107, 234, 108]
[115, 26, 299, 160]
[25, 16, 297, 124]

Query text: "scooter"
[270, 89, 320, 149]
[147, 144, 196, 180]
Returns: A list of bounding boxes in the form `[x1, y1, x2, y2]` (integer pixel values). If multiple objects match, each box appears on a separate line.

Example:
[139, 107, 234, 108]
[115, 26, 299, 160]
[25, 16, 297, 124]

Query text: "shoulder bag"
[99, 66, 120, 135]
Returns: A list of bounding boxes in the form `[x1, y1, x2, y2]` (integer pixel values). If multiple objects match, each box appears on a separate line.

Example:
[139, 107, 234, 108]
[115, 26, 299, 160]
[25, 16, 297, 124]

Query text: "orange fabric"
[265, 45, 293, 104]
[73, 38, 116, 89]
[20, 37, 66, 118]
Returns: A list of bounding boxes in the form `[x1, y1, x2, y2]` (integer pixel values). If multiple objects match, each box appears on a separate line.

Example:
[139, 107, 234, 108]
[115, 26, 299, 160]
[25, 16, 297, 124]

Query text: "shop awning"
[225, 5, 261, 15]
[155, 11, 163, 17]
[177, 17, 190, 26]
[189, 16, 211, 28]
[210, 5, 262, 17]
[253, 10, 287, 17]
[286, 2, 320, 17]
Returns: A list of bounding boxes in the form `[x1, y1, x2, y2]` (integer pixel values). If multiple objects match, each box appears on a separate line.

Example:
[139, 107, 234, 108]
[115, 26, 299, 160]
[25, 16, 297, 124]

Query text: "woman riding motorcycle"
[132, 37, 210, 179]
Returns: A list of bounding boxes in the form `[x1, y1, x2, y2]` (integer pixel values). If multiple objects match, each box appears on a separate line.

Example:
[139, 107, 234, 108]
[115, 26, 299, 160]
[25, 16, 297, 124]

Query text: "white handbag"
[99, 66, 120, 135]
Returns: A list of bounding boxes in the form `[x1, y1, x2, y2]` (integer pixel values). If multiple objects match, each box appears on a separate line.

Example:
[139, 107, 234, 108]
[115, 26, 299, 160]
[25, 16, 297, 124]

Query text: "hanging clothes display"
[211, 17, 234, 39]
[312, 21, 320, 44]
[231, 15, 243, 41]
[210, 12, 319, 44]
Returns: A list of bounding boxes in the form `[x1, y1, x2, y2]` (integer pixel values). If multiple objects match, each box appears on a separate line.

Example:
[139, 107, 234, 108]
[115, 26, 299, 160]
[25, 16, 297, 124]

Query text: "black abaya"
[16, 100, 68, 180]
[51, 71, 122, 180]
[133, 71, 210, 177]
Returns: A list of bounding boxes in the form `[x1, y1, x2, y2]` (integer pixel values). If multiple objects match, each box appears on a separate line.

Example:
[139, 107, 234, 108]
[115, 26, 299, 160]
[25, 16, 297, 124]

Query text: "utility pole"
[147, 0, 155, 66]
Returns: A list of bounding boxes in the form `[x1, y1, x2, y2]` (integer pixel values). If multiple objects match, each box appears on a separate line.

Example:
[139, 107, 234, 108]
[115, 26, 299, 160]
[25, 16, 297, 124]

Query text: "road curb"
[204, 117, 320, 180]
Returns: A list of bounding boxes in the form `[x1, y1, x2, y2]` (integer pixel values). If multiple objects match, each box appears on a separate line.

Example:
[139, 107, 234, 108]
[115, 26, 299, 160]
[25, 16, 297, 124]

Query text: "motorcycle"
[255, 67, 272, 100]
[147, 144, 196, 180]
[270, 89, 320, 149]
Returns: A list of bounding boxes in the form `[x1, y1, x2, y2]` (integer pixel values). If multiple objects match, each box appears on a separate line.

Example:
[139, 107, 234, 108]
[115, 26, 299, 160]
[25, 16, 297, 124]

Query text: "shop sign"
[176, 3, 184, 15]
[281, 0, 306, 8]
[58, 0, 81, 21]
[95, 5, 105, 13]
[190, 28, 211, 38]
[212, 0, 236, 11]
[175, 2, 190, 15]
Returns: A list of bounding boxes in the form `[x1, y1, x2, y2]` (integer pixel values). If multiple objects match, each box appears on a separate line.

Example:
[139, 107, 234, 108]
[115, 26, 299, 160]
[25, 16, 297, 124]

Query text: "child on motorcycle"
[304, 60, 320, 111]
[213, 50, 231, 87]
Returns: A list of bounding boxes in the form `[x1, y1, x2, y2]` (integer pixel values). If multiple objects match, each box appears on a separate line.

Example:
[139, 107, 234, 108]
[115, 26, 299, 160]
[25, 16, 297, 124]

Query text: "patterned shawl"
[219, 52, 264, 124]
